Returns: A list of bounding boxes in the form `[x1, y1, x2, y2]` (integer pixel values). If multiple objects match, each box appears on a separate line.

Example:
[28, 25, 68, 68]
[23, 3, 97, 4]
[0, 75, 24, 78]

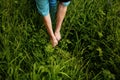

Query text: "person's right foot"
[50, 37, 58, 47]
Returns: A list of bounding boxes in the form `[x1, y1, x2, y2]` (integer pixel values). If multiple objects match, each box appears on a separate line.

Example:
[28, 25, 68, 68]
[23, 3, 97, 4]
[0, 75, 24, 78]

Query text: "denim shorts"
[35, 0, 70, 16]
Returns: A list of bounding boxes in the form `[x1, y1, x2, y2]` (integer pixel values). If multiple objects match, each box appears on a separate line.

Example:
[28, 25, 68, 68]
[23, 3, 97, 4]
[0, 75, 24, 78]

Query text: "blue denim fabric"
[50, 0, 57, 7]
[35, 0, 70, 16]
[35, 0, 49, 16]
[62, 1, 70, 6]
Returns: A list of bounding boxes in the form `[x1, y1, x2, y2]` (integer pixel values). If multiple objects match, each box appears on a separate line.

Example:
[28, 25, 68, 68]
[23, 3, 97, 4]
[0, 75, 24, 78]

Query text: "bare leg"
[55, 2, 68, 41]
[43, 14, 58, 47]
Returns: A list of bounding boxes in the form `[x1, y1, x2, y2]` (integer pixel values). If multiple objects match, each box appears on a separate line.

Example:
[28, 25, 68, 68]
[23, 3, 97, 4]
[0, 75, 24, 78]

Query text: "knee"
[37, 8, 49, 16]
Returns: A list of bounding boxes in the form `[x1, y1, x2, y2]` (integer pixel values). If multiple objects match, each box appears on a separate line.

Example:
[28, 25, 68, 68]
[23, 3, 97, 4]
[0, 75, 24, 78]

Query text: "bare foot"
[55, 31, 61, 41]
[50, 37, 58, 47]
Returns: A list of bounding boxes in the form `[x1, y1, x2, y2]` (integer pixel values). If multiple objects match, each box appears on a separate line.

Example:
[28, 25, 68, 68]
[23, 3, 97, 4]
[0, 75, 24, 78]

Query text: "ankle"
[55, 31, 60, 34]
[50, 35, 56, 40]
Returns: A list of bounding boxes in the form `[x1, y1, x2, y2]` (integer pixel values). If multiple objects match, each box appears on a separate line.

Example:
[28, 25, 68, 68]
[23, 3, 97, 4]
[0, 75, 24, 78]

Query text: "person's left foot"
[55, 31, 61, 41]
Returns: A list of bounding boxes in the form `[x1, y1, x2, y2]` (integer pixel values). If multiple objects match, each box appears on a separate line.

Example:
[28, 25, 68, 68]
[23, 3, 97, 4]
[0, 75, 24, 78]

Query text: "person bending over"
[35, 0, 71, 47]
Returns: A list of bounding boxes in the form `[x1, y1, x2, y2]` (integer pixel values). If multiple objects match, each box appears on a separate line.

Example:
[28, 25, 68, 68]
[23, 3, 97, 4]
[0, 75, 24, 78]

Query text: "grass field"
[0, 0, 120, 80]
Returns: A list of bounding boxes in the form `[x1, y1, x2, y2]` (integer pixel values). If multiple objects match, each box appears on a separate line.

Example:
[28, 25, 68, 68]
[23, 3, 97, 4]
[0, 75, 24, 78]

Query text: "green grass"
[0, 0, 120, 80]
